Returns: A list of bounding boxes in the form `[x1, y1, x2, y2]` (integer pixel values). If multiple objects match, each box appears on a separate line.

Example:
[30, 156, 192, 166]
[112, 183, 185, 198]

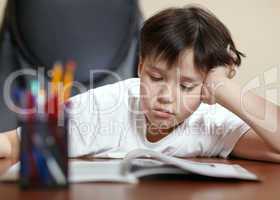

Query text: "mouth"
[152, 108, 175, 119]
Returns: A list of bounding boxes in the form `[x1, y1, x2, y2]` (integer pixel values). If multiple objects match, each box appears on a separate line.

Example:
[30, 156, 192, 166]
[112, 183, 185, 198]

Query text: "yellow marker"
[50, 62, 63, 96]
[63, 61, 76, 102]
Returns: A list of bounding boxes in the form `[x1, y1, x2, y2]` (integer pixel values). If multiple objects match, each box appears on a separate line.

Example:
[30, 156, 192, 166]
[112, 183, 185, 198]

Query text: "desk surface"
[0, 158, 279, 200]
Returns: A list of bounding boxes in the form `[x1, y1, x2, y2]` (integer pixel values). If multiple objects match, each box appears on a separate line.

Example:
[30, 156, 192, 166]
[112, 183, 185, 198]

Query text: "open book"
[0, 149, 259, 183]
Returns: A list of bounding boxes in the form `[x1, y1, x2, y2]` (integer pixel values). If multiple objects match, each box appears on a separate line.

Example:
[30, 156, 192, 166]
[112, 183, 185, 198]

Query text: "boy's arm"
[232, 128, 280, 163]
[216, 78, 280, 162]
[0, 129, 19, 159]
[202, 67, 280, 162]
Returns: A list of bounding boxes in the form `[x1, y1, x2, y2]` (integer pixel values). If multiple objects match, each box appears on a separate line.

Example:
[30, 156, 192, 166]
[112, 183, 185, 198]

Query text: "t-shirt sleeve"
[208, 104, 251, 158]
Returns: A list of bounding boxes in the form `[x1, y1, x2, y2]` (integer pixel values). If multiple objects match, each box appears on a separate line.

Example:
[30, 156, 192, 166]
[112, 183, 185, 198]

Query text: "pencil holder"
[18, 106, 69, 189]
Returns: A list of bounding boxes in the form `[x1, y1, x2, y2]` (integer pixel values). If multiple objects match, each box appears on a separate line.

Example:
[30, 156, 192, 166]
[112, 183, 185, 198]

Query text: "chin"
[147, 115, 178, 129]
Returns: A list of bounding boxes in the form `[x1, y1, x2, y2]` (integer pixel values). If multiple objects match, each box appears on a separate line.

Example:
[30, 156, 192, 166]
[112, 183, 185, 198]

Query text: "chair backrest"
[7, 0, 141, 83]
[0, 0, 142, 131]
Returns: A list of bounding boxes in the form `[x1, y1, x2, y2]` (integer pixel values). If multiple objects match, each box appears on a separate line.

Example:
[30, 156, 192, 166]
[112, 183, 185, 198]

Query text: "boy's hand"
[0, 134, 12, 158]
[201, 45, 238, 104]
[0, 129, 19, 159]
[201, 66, 236, 104]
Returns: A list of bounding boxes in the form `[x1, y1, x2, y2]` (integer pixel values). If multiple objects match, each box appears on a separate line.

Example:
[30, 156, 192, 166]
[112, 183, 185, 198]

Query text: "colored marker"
[63, 61, 76, 102]
[50, 62, 63, 96]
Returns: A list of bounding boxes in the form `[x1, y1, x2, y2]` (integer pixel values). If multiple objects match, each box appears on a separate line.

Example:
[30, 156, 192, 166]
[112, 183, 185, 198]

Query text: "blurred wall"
[0, 0, 5, 26]
[0, 0, 279, 103]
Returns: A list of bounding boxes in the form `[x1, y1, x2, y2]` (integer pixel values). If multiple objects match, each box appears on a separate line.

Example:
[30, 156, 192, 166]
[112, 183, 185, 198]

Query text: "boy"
[1, 5, 280, 162]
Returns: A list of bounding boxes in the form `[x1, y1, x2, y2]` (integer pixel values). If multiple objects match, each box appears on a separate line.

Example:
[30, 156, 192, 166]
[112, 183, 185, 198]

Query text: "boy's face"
[138, 49, 205, 132]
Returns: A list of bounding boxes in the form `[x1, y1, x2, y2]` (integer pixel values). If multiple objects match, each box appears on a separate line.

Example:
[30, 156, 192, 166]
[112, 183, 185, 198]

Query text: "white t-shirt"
[67, 78, 250, 159]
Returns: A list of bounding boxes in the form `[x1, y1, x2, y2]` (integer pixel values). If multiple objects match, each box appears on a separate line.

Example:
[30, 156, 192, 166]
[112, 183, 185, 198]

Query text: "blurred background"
[0, 0, 279, 113]
[0, 0, 278, 103]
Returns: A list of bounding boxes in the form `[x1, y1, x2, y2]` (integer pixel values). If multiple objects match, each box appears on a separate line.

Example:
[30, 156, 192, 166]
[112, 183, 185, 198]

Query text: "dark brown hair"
[140, 5, 245, 72]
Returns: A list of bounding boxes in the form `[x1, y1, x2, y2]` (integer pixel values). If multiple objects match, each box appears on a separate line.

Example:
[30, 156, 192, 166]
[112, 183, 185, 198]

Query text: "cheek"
[178, 92, 202, 114]
[140, 79, 155, 113]
[140, 79, 159, 107]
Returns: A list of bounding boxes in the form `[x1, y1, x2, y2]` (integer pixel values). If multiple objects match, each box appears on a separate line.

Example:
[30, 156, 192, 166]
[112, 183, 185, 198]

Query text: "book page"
[123, 149, 259, 181]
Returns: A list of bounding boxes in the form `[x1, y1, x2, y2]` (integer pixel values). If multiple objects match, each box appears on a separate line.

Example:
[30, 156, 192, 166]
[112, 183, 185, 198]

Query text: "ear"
[137, 56, 143, 77]
[227, 65, 237, 79]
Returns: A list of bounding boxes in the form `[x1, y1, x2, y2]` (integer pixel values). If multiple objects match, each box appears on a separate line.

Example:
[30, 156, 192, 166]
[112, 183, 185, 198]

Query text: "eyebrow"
[149, 66, 202, 84]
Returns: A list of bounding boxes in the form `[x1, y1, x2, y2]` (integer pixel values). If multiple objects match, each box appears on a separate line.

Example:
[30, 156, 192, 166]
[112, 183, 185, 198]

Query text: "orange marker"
[63, 61, 76, 102]
[50, 62, 63, 96]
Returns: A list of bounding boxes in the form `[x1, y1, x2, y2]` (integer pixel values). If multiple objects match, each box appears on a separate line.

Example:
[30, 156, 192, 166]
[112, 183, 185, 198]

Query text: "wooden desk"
[0, 158, 279, 200]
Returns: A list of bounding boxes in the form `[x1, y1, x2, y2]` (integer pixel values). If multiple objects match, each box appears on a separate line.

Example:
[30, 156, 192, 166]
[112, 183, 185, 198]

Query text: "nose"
[157, 84, 176, 104]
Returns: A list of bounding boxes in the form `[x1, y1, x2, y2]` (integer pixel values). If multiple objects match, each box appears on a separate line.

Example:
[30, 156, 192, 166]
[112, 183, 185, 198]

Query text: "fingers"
[201, 84, 216, 105]
[201, 85, 210, 103]
[0, 134, 12, 158]
[201, 80, 226, 105]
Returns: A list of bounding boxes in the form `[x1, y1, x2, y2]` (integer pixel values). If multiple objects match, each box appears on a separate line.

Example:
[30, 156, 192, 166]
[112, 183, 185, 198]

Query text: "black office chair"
[0, 0, 143, 131]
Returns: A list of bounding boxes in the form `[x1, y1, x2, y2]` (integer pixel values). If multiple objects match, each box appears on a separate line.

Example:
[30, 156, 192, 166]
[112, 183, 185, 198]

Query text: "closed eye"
[149, 75, 163, 81]
[180, 84, 196, 92]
